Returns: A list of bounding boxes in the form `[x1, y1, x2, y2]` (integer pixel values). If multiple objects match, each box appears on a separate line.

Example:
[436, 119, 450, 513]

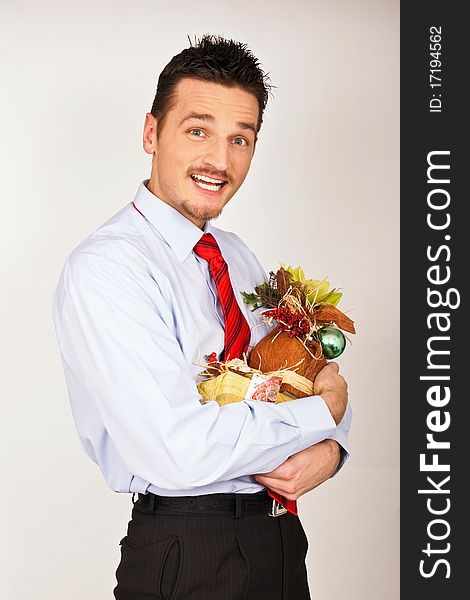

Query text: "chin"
[183, 201, 224, 223]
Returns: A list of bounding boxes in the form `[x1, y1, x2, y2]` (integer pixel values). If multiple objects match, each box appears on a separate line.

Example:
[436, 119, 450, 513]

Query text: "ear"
[143, 113, 158, 155]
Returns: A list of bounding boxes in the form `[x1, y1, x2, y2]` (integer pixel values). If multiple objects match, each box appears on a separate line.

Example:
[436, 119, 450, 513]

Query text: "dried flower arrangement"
[196, 264, 355, 404]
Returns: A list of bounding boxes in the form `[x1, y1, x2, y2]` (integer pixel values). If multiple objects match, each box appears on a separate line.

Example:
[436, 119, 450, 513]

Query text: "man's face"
[143, 78, 259, 229]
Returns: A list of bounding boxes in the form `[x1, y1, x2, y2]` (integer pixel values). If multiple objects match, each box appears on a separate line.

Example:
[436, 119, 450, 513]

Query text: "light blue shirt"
[51, 180, 351, 496]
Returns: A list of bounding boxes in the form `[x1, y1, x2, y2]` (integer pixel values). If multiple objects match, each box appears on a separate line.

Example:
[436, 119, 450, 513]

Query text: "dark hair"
[150, 34, 274, 137]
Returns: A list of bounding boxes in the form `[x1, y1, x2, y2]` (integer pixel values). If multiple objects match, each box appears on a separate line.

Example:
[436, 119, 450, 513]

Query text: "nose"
[202, 137, 229, 175]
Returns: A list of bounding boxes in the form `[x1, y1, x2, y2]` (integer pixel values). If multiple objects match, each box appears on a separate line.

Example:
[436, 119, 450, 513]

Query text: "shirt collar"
[132, 179, 215, 263]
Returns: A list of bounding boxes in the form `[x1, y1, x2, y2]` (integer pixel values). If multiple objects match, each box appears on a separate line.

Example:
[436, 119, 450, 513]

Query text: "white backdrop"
[1, 1, 399, 598]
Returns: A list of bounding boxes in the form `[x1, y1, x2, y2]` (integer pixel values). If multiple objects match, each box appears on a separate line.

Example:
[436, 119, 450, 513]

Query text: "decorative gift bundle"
[197, 264, 356, 406]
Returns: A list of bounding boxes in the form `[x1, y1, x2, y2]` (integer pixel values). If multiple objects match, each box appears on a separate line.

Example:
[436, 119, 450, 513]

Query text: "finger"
[327, 361, 340, 373]
[254, 474, 287, 487]
[261, 481, 293, 498]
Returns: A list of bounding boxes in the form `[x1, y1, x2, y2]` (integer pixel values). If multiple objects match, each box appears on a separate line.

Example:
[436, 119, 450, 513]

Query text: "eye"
[189, 128, 206, 138]
[232, 137, 248, 147]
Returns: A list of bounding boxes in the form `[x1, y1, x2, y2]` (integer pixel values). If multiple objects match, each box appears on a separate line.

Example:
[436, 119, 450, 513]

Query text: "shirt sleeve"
[52, 249, 337, 492]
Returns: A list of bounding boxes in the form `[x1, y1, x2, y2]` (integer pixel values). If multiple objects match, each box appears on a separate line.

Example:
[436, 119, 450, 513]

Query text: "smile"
[191, 173, 227, 192]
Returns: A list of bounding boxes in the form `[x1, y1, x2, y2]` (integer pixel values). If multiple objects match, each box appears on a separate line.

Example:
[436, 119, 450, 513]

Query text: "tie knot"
[193, 233, 223, 263]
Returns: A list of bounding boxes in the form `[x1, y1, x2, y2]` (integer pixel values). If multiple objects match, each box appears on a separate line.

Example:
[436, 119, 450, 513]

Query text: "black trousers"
[113, 491, 311, 600]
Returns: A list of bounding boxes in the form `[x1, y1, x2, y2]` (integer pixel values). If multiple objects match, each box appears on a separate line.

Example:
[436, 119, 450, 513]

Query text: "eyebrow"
[178, 112, 257, 137]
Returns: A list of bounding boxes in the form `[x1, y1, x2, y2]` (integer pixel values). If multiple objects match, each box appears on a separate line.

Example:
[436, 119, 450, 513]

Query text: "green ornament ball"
[318, 326, 346, 359]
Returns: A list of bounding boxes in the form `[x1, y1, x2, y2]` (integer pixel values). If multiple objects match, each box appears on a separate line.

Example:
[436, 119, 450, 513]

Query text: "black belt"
[135, 489, 286, 518]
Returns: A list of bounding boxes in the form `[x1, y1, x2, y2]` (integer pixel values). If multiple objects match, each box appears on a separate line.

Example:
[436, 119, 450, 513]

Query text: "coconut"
[248, 326, 326, 398]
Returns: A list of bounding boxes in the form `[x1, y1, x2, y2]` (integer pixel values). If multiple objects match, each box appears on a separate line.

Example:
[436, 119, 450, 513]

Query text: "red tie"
[194, 232, 298, 517]
[193, 233, 251, 362]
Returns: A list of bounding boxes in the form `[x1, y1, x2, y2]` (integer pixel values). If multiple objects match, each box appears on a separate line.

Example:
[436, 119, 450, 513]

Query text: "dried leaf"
[276, 268, 292, 297]
[314, 304, 356, 334]
[254, 280, 280, 308]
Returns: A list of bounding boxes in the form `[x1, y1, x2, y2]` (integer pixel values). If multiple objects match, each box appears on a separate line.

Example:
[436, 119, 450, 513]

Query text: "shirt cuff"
[328, 401, 352, 477]
[283, 394, 337, 445]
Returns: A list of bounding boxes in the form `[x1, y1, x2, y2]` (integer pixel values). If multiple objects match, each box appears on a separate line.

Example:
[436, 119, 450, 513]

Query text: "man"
[52, 35, 351, 599]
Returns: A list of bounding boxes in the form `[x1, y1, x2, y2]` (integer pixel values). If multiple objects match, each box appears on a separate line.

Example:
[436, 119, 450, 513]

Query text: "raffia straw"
[297, 335, 324, 360]
[279, 286, 307, 315]
[266, 369, 314, 395]
[193, 360, 215, 370]
[250, 321, 268, 333]
[194, 352, 315, 396]
[249, 350, 305, 377]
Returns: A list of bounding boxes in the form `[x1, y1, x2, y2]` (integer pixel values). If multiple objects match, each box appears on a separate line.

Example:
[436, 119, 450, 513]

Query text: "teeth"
[193, 180, 224, 192]
[192, 174, 225, 184]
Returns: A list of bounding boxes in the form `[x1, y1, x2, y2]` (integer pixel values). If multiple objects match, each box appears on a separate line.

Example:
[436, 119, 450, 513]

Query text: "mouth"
[190, 173, 228, 194]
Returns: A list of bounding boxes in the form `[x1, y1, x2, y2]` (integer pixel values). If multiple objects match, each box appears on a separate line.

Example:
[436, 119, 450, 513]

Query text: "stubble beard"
[180, 199, 224, 225]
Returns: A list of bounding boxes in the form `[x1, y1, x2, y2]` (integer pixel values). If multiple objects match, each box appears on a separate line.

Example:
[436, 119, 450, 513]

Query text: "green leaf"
[305, 279, 330, 304]
[240, 291, 261, 310]
[324, 291, 343, 306]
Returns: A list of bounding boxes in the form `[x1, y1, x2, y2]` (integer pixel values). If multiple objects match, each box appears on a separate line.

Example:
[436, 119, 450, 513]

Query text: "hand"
[254, 440, 341, 501]
[314, 362, 348, 424]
